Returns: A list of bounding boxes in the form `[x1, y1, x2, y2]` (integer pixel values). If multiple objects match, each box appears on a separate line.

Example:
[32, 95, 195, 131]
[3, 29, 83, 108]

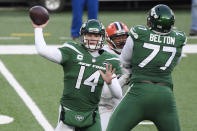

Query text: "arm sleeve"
[112, 97, 121, 108]
[118, 73, 130, 87]
[107, 75, 122, 99]
[34, 28, 62, 64]
[120, 36, 134, 69]
[119, 36, 134, 85]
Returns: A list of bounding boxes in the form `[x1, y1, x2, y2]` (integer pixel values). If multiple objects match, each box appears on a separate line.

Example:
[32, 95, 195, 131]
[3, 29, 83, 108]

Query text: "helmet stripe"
[120, 23, 123, 30]
[114, 22, 122, 31]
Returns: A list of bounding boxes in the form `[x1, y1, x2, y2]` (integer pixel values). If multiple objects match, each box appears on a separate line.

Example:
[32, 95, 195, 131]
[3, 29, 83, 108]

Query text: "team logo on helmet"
[147, 4, 175, 34]
[80, 19, 105, 51]
[150, 8, 159, 19]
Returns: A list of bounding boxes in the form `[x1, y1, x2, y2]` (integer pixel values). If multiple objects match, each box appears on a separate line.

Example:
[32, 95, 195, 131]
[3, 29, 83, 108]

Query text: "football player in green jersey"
[32, 19, 122, 131]
[107, 4, 187, 131]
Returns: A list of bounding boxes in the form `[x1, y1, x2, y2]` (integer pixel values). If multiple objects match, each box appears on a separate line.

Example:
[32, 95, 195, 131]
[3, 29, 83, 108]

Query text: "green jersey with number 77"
[107, 4, 187, 131]
[128, 25, 186, 88]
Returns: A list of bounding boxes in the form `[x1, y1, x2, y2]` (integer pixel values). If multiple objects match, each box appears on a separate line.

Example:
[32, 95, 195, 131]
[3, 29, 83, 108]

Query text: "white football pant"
[55, 106, 75, 131]
[99, 106, 113, 131]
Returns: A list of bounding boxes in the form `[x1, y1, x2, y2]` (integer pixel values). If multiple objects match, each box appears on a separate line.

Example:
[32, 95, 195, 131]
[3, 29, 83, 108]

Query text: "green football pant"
[107, 83, 180, 131]
[76, 110, 101, 131]
[56, 107, 101, 131]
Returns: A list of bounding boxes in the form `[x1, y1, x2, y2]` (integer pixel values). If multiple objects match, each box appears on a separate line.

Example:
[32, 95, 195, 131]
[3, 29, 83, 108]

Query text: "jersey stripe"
[106, 57, 120, 61]
[62, 43, 83, 55]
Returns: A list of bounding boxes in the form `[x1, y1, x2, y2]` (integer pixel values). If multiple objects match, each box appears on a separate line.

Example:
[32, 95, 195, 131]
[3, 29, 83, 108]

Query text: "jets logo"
[77, 55, 83, 61]
[75, 115, 84, 121]
[151, 8, 159, 19]
[92, 58, 96, 63]
[130, 27, 138, 39]
[103, 62, 110, 66]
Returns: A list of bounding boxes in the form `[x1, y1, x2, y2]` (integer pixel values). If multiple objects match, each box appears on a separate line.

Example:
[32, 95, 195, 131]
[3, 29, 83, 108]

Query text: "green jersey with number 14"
[129, 25, 187, 88]
[58, 42, 121, 111]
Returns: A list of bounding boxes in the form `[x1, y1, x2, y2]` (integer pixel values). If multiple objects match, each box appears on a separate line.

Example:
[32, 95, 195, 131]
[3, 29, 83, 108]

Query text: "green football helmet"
[80, 19, 105, 51]
[147, 4, 175, 34]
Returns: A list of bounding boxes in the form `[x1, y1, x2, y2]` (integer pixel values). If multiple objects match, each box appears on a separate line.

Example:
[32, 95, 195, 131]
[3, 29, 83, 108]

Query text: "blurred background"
[0, 0, 191, 12]
[0, 0, 193, 43]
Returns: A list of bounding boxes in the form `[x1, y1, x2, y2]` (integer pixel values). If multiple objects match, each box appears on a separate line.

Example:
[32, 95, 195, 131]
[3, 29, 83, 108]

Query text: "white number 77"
[138, 43, 176, 70]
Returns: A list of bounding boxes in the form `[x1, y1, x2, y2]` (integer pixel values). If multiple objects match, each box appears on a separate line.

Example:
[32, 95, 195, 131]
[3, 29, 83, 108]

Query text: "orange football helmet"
[106, 22, 129, 54]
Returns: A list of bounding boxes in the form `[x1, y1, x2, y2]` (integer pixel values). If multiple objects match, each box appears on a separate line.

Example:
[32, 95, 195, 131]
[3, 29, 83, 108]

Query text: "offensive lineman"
[107, 4, 187, 131]
[32, 19, 122, 131]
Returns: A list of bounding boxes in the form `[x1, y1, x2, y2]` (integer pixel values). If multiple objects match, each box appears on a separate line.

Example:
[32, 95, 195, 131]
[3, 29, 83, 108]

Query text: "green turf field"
[0, 8, 197, 131]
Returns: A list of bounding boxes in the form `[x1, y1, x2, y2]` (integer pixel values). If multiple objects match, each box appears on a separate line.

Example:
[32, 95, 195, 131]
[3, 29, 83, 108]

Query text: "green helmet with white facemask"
[147, 4, 175, 34]
[80, 19, 105, 51]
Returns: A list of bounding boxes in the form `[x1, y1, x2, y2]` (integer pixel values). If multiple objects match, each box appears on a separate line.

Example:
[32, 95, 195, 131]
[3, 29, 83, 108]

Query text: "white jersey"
[99, 83, 119, 109]
[99, 44, 132, 131]
[99, 45, 121, 109]
[102, 45, 119, 57]
[99, 45, 121, 131]
[98, 45, 122, 131]
[99, 45, 130, 109]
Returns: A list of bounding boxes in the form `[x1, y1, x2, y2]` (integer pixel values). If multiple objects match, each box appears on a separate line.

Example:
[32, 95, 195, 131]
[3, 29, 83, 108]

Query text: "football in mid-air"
[29, 6, 49, 25]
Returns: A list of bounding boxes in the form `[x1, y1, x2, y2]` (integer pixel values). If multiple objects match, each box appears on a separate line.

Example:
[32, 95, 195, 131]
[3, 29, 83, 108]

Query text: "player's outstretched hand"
[99, 64, 116, 84]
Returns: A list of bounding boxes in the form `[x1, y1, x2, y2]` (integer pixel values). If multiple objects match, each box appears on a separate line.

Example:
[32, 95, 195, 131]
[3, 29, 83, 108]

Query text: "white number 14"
[75, 66, 100, 92]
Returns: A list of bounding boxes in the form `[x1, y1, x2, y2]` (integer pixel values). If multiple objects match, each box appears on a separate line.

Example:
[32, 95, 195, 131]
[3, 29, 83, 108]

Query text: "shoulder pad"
[172, 30, 187, 46]
[59, 41, 83, 55]
[63, 41, 78, 46]
[129, 25, 149, 39]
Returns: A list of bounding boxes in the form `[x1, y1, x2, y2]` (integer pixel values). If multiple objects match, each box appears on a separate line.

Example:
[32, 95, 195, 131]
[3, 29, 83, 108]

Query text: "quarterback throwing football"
[32, 19, 122, 131]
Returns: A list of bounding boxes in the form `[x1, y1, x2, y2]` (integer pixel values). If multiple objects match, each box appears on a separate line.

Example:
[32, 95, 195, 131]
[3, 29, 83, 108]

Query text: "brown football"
[29, 6, 49, 25]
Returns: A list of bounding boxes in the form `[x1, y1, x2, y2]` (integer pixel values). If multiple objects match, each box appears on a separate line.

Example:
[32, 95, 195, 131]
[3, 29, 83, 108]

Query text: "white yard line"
[0, 37, 21, 40]
[59, 36, 72, 40]
[0, 44, 197, 54]
[187, 36, 197, 39]
[182, 44, 197, 53]
[0, 35, 196, 40]
[0, 60, 54, 131]
[0, 45, 59, 54]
